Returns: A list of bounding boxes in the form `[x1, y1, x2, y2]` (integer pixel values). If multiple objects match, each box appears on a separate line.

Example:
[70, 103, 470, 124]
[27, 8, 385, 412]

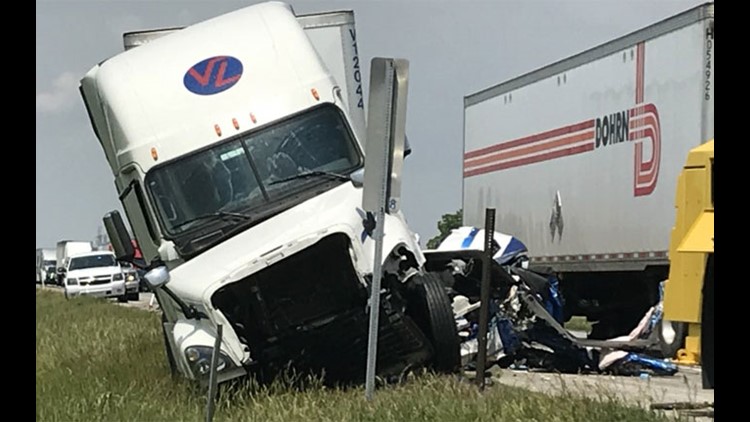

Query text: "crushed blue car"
[425, 226, 678, 378]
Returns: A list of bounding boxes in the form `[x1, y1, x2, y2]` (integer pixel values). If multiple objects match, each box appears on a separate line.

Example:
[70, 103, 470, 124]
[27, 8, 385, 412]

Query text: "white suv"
[62, 251, 126, 301]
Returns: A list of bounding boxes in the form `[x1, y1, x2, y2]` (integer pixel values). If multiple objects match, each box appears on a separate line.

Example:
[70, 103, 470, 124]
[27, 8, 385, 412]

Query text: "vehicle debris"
[431, 227, 678, 378]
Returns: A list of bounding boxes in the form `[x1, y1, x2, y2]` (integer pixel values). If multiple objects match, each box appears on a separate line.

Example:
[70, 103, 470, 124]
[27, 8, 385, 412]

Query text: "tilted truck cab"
[80, 1, 459, 386]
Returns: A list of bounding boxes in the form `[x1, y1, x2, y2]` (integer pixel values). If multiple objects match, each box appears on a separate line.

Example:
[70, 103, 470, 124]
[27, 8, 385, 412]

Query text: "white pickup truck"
[61, 251, 126, 301]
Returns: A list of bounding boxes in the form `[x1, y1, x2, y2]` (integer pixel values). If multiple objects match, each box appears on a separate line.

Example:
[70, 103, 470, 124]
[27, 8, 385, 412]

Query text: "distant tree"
[426, 209, 463, 249]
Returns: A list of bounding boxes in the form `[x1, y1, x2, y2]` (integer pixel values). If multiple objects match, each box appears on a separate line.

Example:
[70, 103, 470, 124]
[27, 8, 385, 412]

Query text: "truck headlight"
[126, 273, 136, 282]
[184, 346, 232, 377]
[113, 273, 124, 281]
[67, 278, 78, 286]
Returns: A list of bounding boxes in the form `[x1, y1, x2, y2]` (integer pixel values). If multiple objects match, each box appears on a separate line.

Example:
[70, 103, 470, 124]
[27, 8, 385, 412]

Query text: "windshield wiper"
[172, 211, 252, 231]
[269, 170, 350, 186]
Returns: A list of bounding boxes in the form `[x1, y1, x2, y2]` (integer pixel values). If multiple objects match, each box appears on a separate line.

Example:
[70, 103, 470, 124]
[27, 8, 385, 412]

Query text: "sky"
[36, 0, 707, 249]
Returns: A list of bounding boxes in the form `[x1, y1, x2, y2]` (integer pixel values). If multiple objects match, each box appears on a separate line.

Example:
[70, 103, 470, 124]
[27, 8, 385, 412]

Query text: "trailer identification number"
[704, 26, 713, 101]
[349, 29, 364, 108]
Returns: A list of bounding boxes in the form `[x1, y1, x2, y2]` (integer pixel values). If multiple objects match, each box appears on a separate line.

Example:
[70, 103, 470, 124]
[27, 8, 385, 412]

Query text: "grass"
[36, 289, 678, 421]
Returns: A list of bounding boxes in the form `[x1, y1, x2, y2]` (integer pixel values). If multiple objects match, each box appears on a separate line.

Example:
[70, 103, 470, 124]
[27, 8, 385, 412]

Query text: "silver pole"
[363, 58, 397, 402]
[362, 57, 409, 401]
[205, 324, 223, 422]
[365, 209, 386, 401]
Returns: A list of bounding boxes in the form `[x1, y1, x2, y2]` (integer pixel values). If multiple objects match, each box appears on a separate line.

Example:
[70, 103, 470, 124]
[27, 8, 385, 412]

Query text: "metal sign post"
[205, 324, 223, 422]
[362, 57, 409, 401]
[476, 208, 495, 390]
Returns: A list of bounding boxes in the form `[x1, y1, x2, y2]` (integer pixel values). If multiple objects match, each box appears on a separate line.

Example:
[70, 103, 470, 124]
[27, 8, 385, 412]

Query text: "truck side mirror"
[103, 210, 135, 262]
[143, 266, 170, 289]
[350, 168, 364, 188]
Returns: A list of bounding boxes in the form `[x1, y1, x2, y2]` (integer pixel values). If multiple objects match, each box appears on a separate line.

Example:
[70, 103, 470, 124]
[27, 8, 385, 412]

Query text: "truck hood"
[167, 182, 373, 303]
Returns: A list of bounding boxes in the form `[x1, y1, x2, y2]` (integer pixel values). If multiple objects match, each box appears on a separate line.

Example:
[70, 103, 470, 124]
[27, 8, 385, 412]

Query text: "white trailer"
[55, 241, 94, 270]
[55, 241, 94, 285]
[461, 3, 713, 338]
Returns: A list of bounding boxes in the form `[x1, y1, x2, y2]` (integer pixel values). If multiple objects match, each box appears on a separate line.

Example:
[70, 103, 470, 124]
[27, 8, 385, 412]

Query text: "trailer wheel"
[161, 313, 178, 377]
[406, 272, 461, 373]
[657, 319, 687, 359]
[701, 254, 714, 389]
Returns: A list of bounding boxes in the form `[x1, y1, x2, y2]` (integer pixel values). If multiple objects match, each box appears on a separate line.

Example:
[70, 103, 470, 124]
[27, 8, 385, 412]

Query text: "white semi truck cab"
[80, 2, 458, 386]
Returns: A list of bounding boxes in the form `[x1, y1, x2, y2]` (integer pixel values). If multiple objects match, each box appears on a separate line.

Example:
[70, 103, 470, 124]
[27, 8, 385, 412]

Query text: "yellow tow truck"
[658, 139, 714, 389]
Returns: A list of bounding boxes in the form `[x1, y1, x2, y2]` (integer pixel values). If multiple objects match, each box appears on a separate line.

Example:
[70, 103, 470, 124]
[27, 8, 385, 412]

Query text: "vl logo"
[183, 56, 243, 96]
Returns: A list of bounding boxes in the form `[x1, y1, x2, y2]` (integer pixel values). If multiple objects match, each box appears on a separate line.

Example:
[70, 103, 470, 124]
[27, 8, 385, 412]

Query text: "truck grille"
[80, 275, 112, 286]
[212, 233, 431, 383]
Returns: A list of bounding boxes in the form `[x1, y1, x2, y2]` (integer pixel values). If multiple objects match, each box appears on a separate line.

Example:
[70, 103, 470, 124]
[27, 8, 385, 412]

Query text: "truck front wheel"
[657, 319, 687, 359]
[406, 272, 461, 373]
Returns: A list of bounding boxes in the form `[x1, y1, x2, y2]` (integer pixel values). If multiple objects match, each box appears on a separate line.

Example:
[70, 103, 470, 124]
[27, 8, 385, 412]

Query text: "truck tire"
[161, 314, 178, 377]
[657, 319, 687, 359]
[406, 272, 461, 373]
[701, 255, 714, 389]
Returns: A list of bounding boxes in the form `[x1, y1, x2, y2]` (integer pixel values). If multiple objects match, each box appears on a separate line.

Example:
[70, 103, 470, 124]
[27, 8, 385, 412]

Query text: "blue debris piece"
[608, 352, 678, 376]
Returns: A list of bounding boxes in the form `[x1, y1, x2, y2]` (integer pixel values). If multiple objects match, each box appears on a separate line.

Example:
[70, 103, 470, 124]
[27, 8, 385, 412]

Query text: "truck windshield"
[146, 105, 363, 236]
[43, 260, 56, 268]
[69, 254, 117, 270]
